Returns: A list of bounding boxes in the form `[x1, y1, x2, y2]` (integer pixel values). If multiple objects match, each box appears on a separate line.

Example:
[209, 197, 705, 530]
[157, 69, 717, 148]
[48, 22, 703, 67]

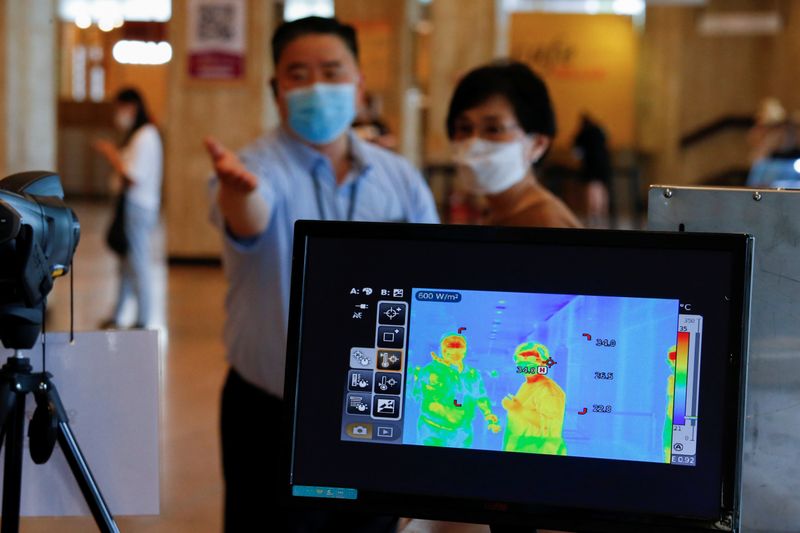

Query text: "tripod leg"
[35, 377, 120, 533]
[56, 422, 120, 533]
[0, 380, 16, 456]
[29, 373, 120, 533]
[1, 392, 23, 533]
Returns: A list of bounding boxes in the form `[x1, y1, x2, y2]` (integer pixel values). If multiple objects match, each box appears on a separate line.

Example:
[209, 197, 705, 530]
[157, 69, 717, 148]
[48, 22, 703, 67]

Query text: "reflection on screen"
[340, 288, 704, 467]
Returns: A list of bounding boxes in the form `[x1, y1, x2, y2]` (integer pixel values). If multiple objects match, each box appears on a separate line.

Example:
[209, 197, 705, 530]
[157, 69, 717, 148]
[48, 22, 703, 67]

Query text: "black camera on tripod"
[0, 171, 80, 350]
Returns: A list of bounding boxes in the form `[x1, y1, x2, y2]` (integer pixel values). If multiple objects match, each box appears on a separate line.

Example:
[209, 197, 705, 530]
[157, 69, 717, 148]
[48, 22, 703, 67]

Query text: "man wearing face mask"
[447, 61, 580, 229]
[205, 16, 439, 533]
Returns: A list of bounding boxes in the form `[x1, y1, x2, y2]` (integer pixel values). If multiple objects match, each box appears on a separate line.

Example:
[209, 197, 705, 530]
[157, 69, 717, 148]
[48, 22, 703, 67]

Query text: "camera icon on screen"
[346, 422, 373, 439]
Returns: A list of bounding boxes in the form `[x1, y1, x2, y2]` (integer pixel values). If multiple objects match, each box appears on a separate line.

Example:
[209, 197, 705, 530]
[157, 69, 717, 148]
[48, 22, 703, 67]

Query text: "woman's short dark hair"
[271, 16, 359, 66]
[115, 87, 151, 145]
[446, 61, 556, 139]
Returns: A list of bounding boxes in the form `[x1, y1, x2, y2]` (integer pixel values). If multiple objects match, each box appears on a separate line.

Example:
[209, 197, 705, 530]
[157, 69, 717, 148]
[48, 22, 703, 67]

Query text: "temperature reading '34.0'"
[595, 338, 616, 347]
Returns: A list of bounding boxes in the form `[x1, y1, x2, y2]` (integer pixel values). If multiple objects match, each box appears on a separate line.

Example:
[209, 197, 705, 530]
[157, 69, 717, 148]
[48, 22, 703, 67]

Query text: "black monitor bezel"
[284, 221, 752, 533]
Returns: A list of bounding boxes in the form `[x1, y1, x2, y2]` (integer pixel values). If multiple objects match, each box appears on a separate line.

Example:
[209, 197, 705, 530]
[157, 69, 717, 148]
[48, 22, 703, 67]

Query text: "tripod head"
[0, 308, 41, 351]
[0, 171, 80, 351]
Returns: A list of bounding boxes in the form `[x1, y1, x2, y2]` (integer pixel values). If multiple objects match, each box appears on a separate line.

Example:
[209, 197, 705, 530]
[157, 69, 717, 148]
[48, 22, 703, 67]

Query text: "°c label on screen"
[415, 290, 462, 303]
[292, 485, 358, 500]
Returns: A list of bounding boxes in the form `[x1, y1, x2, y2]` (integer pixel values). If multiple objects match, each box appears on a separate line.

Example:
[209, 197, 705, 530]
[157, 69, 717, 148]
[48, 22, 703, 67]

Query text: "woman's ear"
[527, 134, 551, 164]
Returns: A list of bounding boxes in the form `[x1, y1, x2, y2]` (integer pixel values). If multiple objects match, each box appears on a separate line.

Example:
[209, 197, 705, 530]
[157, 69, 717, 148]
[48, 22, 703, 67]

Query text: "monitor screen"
[285, 222, 752, 532]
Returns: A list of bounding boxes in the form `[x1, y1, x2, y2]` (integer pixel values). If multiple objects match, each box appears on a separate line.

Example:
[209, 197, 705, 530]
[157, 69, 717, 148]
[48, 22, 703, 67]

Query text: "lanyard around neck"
[312, 172, 360, 222]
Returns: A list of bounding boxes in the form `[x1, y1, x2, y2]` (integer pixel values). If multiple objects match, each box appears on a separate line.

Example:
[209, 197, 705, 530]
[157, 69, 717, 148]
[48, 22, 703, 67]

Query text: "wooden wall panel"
[763, 1, 800, 115]
[638, 0, 800, 186]
[335, 0, 412, 153]
[164, 0, 274, 259]
[425, 0, 496, 163]
[637, 6, 686, 185]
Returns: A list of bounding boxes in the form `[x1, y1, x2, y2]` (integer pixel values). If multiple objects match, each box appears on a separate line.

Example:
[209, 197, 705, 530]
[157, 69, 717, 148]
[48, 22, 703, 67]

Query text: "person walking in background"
[572, 112, 612, 223]
[93, 88, 163, 329]
[446, 61, 580, 229]
[746, 97, 800, 187]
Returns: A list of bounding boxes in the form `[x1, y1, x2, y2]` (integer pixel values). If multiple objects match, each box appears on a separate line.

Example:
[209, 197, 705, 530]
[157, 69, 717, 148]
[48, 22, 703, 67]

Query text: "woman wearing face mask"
[447, 61, 580, 229]
[93, 88, 163, 329]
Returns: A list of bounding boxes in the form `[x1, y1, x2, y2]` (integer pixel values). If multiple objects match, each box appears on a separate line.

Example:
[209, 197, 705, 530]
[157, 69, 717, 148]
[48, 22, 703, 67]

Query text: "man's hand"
[204, 136, 269, 238]
[204, 136, 258, 194]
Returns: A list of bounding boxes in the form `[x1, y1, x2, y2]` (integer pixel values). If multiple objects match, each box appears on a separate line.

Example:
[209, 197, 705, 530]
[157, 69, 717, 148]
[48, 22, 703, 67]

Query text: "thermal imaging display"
[291, 222, 751, 531]
[340, 287, 706, 467]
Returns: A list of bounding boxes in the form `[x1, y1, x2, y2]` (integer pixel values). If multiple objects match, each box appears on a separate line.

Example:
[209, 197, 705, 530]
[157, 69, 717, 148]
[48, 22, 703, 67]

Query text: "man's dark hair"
[446, 60, 556, 139]
[115, 87, 152, 146]
[271, 16, 359, 66]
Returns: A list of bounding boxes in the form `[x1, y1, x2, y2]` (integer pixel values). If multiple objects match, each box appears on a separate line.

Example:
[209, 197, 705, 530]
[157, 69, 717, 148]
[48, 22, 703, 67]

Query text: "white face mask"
[451, 137, 536, 195]
[114, 110, 135, 132]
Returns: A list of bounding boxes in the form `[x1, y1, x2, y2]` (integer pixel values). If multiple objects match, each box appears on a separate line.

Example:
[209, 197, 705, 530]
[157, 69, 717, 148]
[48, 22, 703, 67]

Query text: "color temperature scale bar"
[670, 314, 703, 466]
[673, 331, 690, 425]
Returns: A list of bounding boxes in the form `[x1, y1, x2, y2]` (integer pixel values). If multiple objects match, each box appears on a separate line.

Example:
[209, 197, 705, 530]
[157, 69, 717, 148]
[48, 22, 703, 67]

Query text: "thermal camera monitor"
[286, 222, 751, 532]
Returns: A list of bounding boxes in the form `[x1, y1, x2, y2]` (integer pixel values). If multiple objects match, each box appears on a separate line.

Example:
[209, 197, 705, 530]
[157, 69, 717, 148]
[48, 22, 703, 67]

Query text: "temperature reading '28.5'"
[594, 372, 614, 380]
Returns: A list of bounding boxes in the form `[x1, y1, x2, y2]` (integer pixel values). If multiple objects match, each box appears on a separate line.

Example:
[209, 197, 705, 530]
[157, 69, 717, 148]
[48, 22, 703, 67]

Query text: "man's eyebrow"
[321, 60, 343, 69]
[285, 62, 310, 72]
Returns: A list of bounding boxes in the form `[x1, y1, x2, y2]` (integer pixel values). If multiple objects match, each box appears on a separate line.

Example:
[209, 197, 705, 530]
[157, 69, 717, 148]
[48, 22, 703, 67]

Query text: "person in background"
[93, 88, 163, 329]
[572, 112, 612, 222]
[446, 61, 580, 229]
[747, 97, 796, 165]
[204, 16, 438, 533]
[746, 97, 800, 187]
[353, 92, 397, 150]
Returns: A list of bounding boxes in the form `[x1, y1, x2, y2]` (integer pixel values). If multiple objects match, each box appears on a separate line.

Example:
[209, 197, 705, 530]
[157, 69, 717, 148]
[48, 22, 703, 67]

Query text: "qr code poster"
[187, 0, 246, 80]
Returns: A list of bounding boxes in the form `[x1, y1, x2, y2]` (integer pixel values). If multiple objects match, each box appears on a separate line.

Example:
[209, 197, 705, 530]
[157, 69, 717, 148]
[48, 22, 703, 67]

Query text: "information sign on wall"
[509, 13, 637, 149]
[187, 0, 247, 80]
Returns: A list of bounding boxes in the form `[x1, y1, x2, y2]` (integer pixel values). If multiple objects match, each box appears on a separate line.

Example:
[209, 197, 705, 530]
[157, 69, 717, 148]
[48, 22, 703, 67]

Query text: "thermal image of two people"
[408, 335, 566, 455]
[404, 289, 680, 464]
